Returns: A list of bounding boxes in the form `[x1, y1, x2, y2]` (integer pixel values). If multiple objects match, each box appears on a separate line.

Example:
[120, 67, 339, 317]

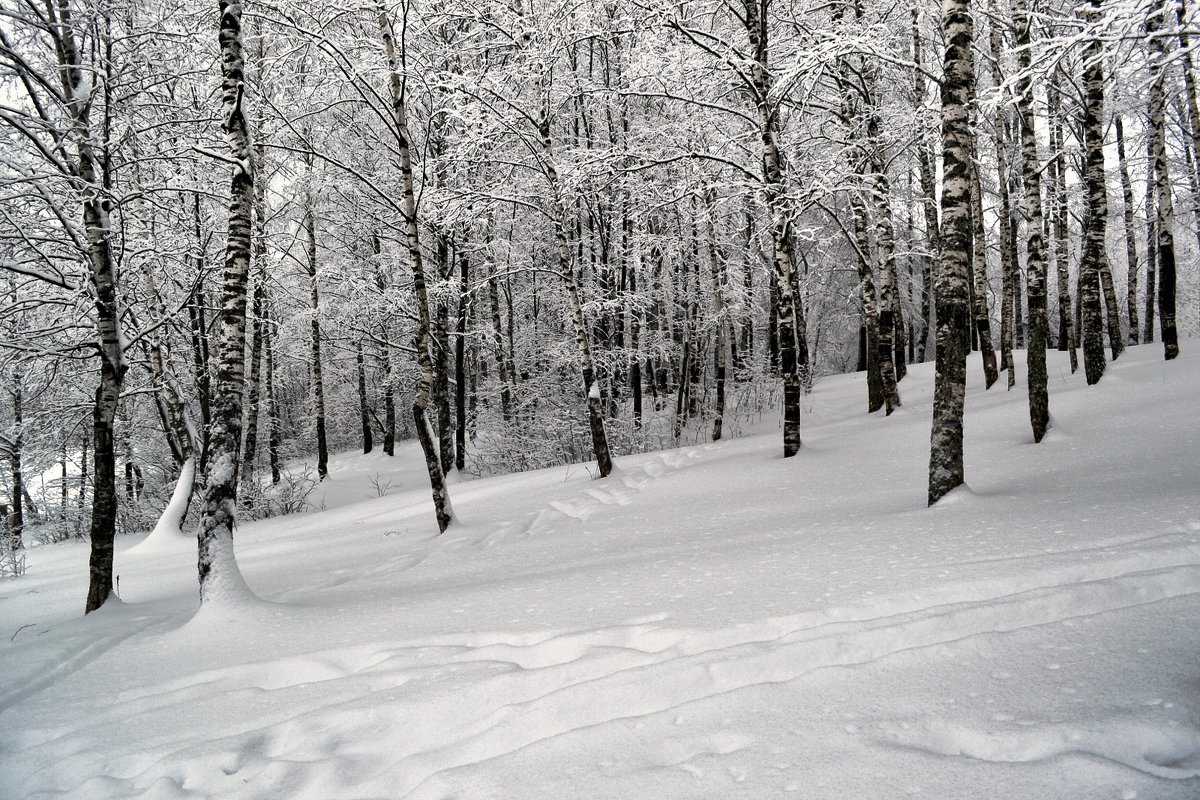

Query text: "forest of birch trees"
[0, 0, 1195, 608]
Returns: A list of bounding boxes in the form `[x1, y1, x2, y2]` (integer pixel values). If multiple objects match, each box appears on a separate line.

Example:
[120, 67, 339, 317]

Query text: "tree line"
[0, 0, 1192, 612]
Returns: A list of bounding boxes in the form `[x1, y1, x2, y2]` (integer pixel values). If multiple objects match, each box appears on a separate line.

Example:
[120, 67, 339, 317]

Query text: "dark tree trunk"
[488, 261, 514, 425]
[455, 249, 468, 471]
[851, 193, 886, 413]
[969, 157, 999, 389]
[303, 200, 328, 480]
[1115, 115, 1141, 346]
[378, 3, 453, 530]
[985, 9, 1017, 390]
[357, 342, 373, 454]
[263, 298, 282, 483]
[912, 9, 937, 364]
[1047, 74, 1078, 372]
[241, 277, 264, 484]
[434, 235, 454, 472]
[8, 378, 24, 553]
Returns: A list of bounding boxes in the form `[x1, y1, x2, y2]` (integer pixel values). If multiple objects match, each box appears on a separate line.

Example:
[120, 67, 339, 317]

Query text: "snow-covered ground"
[1, 343, 1198, 799]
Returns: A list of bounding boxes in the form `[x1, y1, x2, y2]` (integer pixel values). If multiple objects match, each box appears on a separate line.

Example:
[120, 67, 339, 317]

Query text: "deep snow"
[1, 343, 1198, 799]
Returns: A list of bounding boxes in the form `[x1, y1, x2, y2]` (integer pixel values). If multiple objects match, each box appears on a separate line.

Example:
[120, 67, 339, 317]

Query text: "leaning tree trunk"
[196, 0, 256, 605]
[378, 3, 453, 531]
[534, 70, 613, 476]
[1147, 0, 1181, 360]
[928, 0, 973, 505]
[1014, 0, 1050, 442]
[1079, 0, 1110, 385]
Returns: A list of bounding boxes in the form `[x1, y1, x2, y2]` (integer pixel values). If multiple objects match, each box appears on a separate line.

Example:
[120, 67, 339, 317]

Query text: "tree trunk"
[45, 0, 131, 612]
[630, 253, 643, 430]
[1014, 0, 1049, 442]
[303, 198, 328, 480]
[1079, 0, 1109, 385]
[378, 3, 454, 531]
[434, 236, 454, 472]
[263, 297, 282, 483]
[196, 0, 256, 605]
[241, 277, 264, 483]
[704, 190, 729, 440]
[912, 8, 936, 364]
[745, 0, 802, 456]
[929, 0, 973, 505]
[985, 8, 1017, 390]
[851, 193, 886, 413]
[8, 377, 24, 553]
[1047, 74, 1078, 372]
[488, 261, 514, 425]
[1147, 0, 1181, 360]
[1115, 116, 1141, 346]
[969, 157, 999, 389]
[357, 341, 373, 454]
[455, 249, 468, 471]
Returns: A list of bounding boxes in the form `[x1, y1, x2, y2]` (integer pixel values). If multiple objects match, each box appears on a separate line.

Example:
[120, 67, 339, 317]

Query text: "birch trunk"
[928, 0, 973, 505]
[47, 0, 128, 613]
[377, 4, 454, 530]
[264, 299, 282, 483]
[852, 192, 886, 413]
[303, 198, 328, 480]
[1115, 115, 1140, 345]
[985, 7, 1017, 390]
[1147, 0, 1181, 360]
[455, 249, 468, 471]
[1047, 74, 1078, 372]
[704, 191, 729, 440]
[196, 0, 255, 605]
[912, 8, 936, 363]
[1079, 0, 1110, 384]
[746, 0, 802, 456]
[1014, 0, 1050, 442]
[969, 157, 999, 389]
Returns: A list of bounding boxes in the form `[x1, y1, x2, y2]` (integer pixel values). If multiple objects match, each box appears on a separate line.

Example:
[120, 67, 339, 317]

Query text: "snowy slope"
[1, 343, 1198, 800]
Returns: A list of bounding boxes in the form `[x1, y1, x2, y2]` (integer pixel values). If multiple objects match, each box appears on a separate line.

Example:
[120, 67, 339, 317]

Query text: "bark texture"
[928, 0, 973, 505]
[1147, 0, 1181, 360]
[745, 0, 802, 456]
[1014, 0, 1049, 442]
[196, 0, 255, 605]
[1079, 1, 1110, 385]
[378, 3, 454, 531]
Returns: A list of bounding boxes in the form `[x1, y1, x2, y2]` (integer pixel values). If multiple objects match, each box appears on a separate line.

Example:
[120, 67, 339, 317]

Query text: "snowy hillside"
[1, 343, 1198, 799]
